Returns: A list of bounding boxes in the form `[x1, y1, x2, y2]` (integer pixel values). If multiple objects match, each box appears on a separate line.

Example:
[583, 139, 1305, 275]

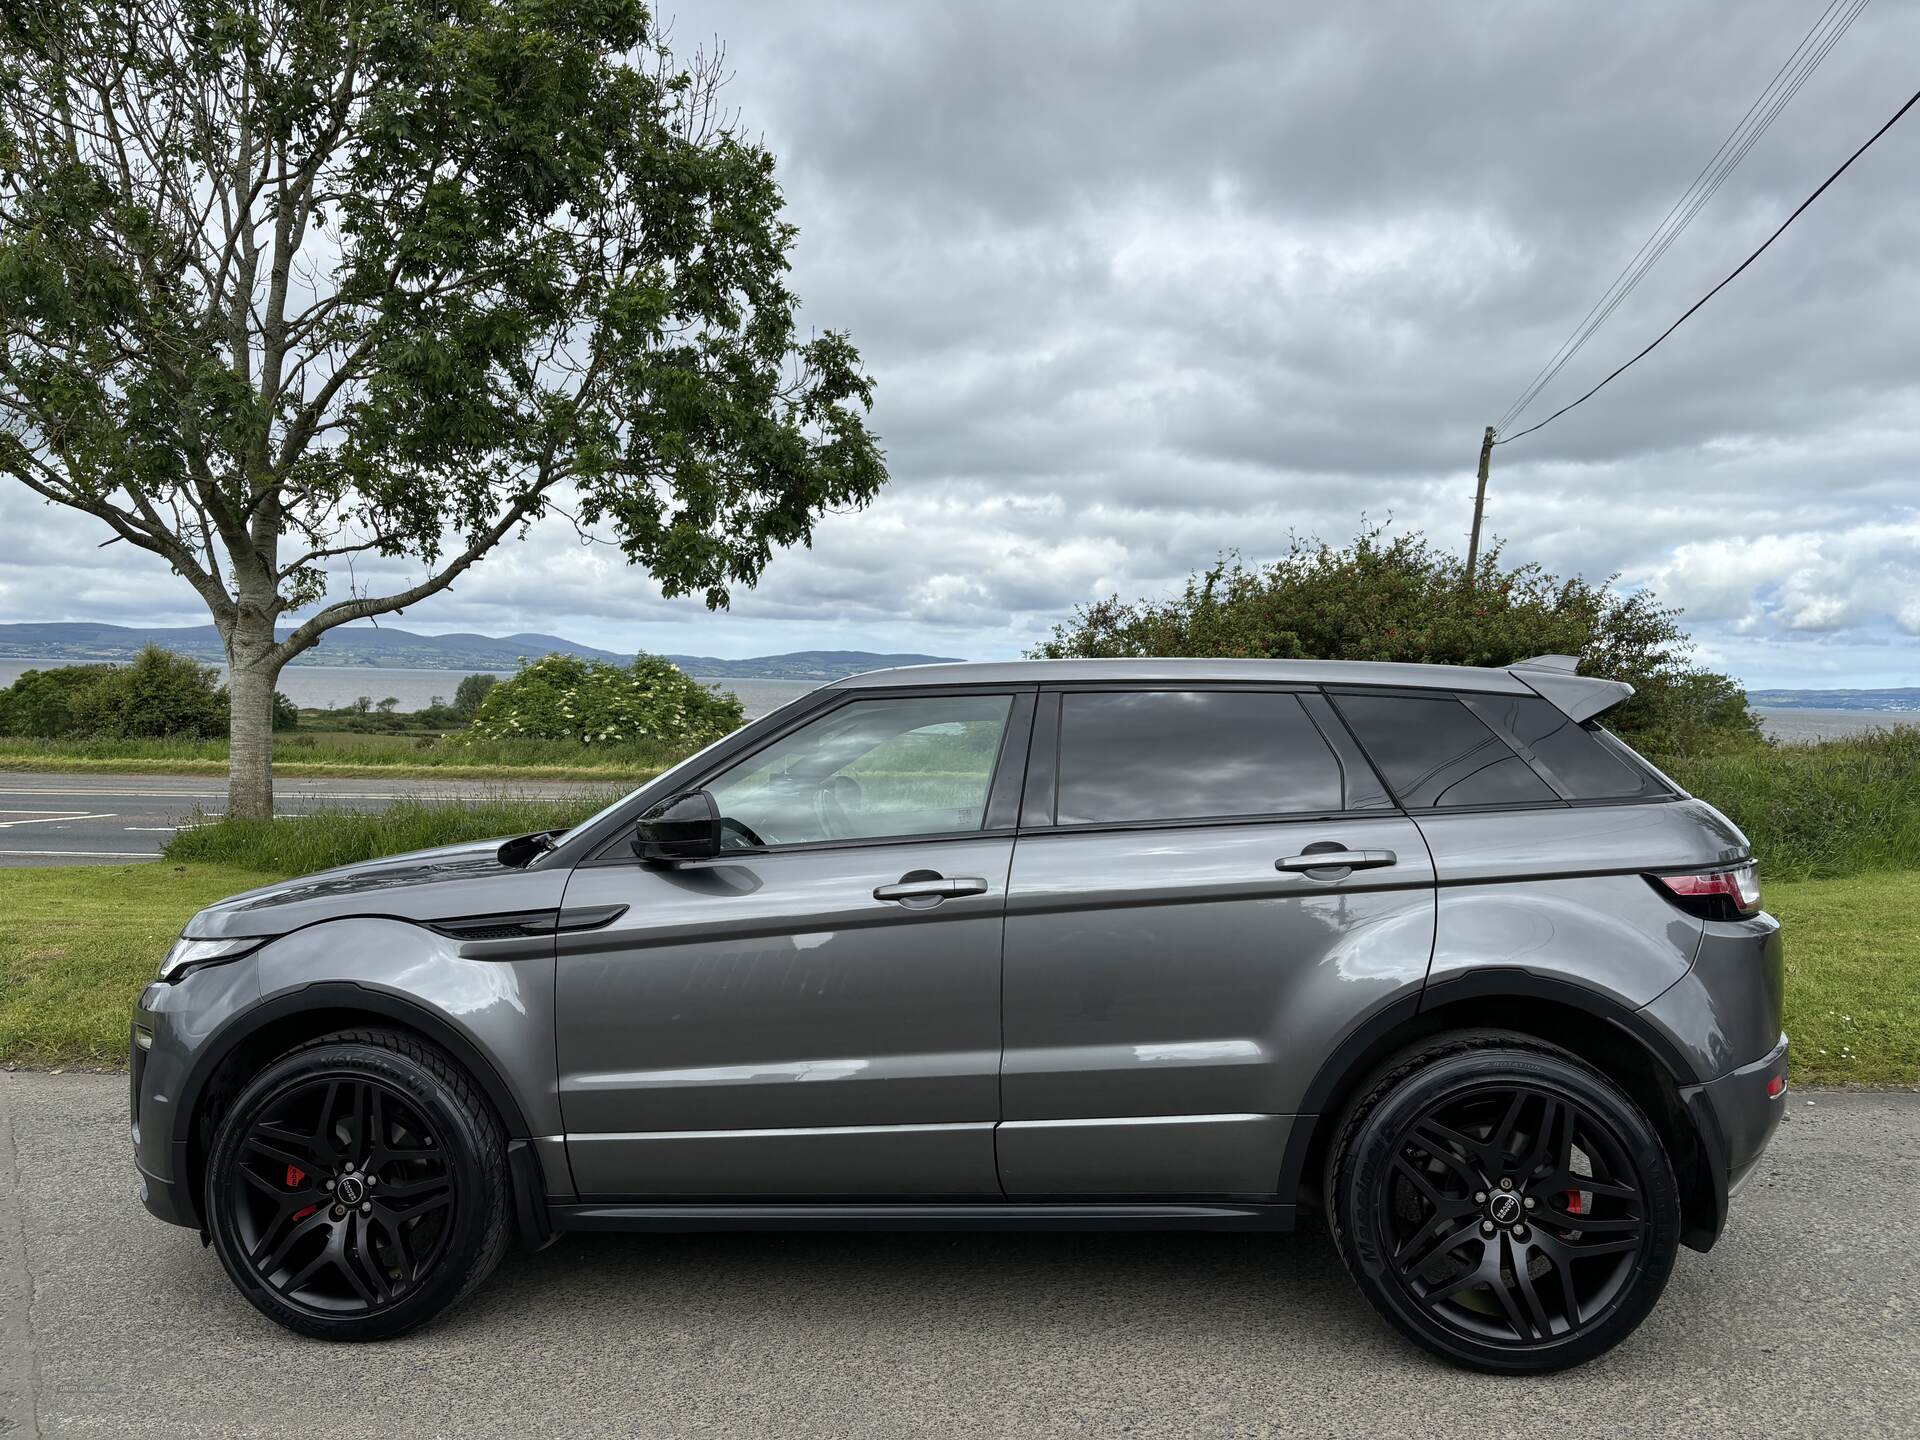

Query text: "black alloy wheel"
[1329, 1035, 1682, 1373]
[206, 1030, 510, 1340]
[226, 1075, 455, 1314]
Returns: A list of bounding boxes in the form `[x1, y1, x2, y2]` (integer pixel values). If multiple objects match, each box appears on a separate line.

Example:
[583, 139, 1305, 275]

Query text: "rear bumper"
[1677, 1031, 1789, 1247]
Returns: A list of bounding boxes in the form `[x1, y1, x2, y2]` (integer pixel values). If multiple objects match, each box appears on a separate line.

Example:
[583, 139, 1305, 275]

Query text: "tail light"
[1649, 861, 1761, 921]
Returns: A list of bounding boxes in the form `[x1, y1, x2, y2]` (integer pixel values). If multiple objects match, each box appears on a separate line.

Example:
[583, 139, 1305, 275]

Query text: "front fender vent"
[428, 905, 628, 941]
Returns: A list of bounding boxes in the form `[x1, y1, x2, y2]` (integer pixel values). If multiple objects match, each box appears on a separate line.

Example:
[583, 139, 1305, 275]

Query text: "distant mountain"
[1747, 688, 1920, 713]
[0, 622, 961, 680]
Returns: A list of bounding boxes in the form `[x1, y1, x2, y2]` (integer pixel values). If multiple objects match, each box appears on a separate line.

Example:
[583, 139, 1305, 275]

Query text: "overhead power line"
[1496, 80, 1920, 446]
[1495, 0, 1870, 435]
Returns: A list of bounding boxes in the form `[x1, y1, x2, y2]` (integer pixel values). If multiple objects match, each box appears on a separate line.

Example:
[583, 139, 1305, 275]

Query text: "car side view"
[131, 656, 1787, 1372]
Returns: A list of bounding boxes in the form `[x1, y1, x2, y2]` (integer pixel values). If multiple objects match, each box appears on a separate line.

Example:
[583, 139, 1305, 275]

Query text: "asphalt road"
[0, 772, 614, 867]
[1, 1075, 1916, 1439]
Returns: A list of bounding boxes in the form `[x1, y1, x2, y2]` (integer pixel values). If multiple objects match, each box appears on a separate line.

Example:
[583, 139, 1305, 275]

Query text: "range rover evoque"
[131, 656, 1787, 1372]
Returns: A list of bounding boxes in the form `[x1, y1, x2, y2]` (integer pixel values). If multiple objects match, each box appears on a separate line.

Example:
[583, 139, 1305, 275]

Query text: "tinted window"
[1055, 690, 1342, 825]
[706, 694, 1012, 845]
[1333, 693, 1557, 809]
[1463, 694, 1669, 800]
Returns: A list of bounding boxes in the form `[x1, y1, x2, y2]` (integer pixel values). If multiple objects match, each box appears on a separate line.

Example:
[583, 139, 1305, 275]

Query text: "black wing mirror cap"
[632, 790, 722, 864]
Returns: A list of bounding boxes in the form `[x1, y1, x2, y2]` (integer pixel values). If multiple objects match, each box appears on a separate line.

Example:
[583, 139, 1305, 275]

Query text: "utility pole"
[1464, 424, 1495, 589]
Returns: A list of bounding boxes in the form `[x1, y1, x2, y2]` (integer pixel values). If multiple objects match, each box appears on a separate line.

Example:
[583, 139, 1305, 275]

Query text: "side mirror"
[631, 790, 722, 864]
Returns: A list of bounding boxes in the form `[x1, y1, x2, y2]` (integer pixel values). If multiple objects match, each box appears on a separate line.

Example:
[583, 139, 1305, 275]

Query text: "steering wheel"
[719, 816, 766, 849]
[813, 774, 863, 840]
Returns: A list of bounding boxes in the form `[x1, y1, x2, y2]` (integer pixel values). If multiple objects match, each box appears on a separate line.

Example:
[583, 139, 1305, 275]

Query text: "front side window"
[1332, 693, 1557, 809]
[705, 694, 1013, 846]
[1054, 690, 1343, 825]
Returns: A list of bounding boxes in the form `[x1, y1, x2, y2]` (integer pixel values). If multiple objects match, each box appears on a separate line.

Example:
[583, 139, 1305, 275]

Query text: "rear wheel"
[1326, 1034, 1681, 1373]
[205, 1029, 510, 1340]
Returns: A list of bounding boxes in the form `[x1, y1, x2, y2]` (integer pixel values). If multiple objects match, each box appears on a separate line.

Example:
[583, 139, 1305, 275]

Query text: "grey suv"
[131, 657, 1787, 1372]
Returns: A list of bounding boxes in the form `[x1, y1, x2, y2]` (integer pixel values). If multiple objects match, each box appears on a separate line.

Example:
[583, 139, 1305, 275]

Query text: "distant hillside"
[0, 622, 960, 680]
[1748, 688, 1920, 713]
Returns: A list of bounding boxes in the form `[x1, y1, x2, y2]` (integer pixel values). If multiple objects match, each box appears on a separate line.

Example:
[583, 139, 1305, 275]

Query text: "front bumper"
[130, 959, 262, 1231]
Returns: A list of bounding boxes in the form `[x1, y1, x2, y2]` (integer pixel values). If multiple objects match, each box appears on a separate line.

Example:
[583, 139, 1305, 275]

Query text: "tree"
[0, 3, 887, 817]
[1035, 526, 1755, 749]
[452, 671, 497, 722]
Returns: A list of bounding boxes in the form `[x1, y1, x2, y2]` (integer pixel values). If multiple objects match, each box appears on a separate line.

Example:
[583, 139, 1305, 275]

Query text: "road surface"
[1, 1073, 1915, 1438]
[0, 771, 618, 867]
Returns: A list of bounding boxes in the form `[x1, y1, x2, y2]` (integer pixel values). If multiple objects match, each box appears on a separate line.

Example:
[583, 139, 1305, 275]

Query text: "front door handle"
[873, 873, 991, 905]
[1275, 849, 1397, 873]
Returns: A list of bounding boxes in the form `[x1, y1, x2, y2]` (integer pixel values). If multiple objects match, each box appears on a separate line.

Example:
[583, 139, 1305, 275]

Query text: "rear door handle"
[1275, 849, 1397, 872]
[873, 874, 991, 905]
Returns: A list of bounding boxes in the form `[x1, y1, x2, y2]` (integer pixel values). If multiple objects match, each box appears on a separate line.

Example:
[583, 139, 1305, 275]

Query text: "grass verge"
[3, 855, 1915, 1082]
[162, 793, 618, 874]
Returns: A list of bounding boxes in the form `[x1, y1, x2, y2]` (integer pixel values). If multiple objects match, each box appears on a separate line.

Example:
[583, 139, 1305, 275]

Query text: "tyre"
[205, 1028, 511, 1341]
[1326, 1033, 1681, 1373]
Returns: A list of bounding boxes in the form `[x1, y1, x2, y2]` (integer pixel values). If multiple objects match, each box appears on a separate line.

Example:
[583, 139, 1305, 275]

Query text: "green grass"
[0, 729, 687, 780]
[0, 861, 271, 1065]
[1650, 727, 1920, 881]
[162, 793, 618, 874]
[1772, 870, 1920, 1087]
[3, 847, 1916, 1081]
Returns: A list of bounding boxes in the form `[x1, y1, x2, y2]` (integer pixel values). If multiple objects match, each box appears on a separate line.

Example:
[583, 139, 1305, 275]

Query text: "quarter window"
[1332, 693, 1558, 809]
[1055, 690, 1344, 825]
[1462, 694, 1669, 800]
[705, 694, 1013, 846]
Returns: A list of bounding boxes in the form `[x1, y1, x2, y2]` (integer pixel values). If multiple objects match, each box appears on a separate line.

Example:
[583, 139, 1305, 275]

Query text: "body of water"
[2, 659, 1912, 738]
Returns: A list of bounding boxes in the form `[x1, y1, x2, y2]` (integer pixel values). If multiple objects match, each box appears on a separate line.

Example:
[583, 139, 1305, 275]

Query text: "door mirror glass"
[631, 790, 722, 864]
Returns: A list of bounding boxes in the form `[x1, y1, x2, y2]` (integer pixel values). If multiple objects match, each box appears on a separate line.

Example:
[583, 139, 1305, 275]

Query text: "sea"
[0, 659, 1911, 738]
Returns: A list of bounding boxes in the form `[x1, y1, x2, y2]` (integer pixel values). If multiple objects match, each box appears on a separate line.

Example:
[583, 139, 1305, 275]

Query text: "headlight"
[158, 935, 265, 982]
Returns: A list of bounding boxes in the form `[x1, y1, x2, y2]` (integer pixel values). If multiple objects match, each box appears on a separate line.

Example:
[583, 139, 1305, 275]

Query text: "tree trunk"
[226, 618, 281, 821]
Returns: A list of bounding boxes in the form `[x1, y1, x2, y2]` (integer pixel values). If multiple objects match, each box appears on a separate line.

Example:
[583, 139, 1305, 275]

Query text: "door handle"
[872, 874, 990, 904]
[1275, 849, 1397, 873]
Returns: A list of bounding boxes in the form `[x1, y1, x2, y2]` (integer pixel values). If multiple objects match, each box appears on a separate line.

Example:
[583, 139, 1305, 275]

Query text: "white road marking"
[123, 826, 179, 832]
[0, 812, 115, 828]
[0, 849, 155, 859]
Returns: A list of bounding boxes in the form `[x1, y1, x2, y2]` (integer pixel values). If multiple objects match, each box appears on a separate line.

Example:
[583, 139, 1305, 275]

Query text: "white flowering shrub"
[464, 654, 744, 749]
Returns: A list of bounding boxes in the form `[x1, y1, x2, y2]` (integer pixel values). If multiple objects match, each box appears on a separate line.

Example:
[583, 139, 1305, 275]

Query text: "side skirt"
[549, 1200, 1297, 1233]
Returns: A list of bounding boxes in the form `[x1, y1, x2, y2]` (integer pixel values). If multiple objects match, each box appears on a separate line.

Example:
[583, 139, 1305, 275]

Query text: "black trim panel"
[551, 1201, 1296, 1232]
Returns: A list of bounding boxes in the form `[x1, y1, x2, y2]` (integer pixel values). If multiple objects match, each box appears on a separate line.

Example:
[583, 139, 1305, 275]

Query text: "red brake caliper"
[286, 1164, 318, 1222]
[1565, 1189, 1585, 1215]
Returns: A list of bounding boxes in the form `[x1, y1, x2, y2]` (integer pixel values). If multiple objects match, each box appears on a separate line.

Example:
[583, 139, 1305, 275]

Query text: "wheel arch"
[175, 983, 535, 1229]
[1278, 970, 1725, 1251]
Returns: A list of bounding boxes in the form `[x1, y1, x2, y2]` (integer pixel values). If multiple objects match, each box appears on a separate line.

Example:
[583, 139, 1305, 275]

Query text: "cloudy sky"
[4, 0, 1918, 687]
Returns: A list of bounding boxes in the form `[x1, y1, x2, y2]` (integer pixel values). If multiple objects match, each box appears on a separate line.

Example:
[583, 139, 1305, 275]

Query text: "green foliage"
[1036, 526, 1755, 747]
[67, 646, 228, 738]
[271, 690, 300, 732]
[453, 672, 499, 721]
[164, 794, 619, 875]
[0, 664, 117, 737]
[1652, 728, 1920, 881]
[466, 653, 743, 749]
[0, 648, 233, 739]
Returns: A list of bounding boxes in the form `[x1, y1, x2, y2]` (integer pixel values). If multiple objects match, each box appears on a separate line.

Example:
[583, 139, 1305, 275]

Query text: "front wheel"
[1326, 1035, 1682, 1373]
[205, 1029, 511, 1340]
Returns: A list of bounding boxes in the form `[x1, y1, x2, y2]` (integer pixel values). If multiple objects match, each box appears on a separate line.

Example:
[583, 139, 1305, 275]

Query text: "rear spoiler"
[1509, 654, 1633, 724]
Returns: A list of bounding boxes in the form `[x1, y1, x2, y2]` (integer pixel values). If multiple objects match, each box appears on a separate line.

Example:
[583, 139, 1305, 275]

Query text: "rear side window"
[1055, 690, 1343, 825]
[1332, 693, 1557, 809]
[1462, 694, 1670, 800]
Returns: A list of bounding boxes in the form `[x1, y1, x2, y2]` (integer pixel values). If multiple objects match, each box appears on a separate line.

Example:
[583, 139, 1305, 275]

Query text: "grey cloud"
[4, 0, 1918, 686]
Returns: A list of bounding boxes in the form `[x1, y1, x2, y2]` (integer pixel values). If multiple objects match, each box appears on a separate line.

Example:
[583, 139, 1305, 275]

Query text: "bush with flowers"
[464, 653, 744, 750]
